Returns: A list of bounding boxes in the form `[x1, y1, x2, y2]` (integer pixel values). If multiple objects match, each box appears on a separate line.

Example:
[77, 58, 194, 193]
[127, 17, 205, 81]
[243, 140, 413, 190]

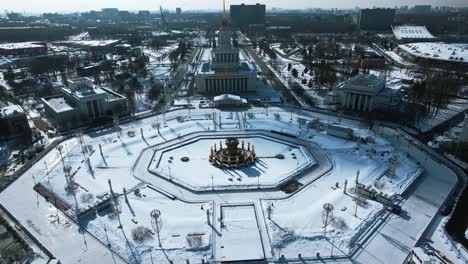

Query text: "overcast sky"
[3, 0, 468, 13]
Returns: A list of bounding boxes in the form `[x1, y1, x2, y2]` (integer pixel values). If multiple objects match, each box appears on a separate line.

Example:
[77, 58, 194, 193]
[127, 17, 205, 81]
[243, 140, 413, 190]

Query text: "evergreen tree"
[291, 68, 298, 78]
[147, 82, 162, 102]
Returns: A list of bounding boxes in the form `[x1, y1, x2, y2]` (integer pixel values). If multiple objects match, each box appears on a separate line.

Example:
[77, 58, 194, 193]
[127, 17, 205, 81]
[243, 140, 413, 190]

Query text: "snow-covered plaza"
[148, 131, 318, 191]
[0, 107, 459, 264]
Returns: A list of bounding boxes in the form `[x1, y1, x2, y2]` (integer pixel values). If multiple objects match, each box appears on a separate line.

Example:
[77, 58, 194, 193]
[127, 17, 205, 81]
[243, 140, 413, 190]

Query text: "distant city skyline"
[2, 0, 468, 14]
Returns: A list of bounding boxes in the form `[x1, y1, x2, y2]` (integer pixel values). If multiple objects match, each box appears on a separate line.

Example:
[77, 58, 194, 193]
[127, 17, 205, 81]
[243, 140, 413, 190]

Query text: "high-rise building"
[359, 8, 395, 31]
[230, 3, 266, 28]
[101, 8, 119, 17]
[411, 5, 432, 13]
[176, 8, 182, 15]
[138, 10, 150, 17]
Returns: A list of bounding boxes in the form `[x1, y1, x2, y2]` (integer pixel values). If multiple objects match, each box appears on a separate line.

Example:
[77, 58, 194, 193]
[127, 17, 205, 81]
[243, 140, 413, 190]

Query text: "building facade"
[357, 51, 386, 69]
[213, 94, 248, 107]
[333, 74, 401, 112]
[42, 78, 127, 129]
[0, 104, 32, 144]
[359, 8, 395, 31]
[230, 3, 266, 28]
[0, 42, 47, 56]
[196, 14, 256, 94]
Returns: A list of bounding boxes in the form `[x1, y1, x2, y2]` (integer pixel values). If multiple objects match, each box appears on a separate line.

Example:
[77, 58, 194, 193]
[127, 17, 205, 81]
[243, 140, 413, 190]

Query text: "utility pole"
[58, 146, 74, 192]
[354, 170, 360, 217]
[151, 209, 162, 247]
[77, 131, 86, 160]
[44, 161, 50, 184]
[322, 203, 334, 236]
[108, 179, 122, 228]
[211, 175, 214, 190]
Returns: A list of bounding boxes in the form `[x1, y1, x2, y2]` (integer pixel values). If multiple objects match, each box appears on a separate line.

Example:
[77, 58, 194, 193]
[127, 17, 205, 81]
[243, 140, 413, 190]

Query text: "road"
[0, 106, 462, 264]
[244, 46, 307, 107]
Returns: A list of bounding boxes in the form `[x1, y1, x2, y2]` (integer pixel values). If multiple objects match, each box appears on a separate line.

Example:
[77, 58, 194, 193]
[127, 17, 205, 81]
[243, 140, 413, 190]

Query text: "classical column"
[358, 94, 364, 111]
[355, 94, 359, 110]
[344, 93, 349, 108]
[364, 95, 369, 111]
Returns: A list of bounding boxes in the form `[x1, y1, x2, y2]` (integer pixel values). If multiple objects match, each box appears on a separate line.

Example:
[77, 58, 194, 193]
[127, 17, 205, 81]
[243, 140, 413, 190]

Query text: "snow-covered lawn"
[82, 187, 213, 264]
[262, 130, 422, 258]
[38, 112, 218, 209]
[151, 134, 314, 191]
[3, 107, 436, 263]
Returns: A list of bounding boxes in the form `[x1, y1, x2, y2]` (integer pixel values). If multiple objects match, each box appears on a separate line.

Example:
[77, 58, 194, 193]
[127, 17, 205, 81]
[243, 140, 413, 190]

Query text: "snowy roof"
[44, 97, 74, 112]
[51, 81, 64, 88]
[0, 104, 24, 118]
[214, 94, 242, 101]
[0, 42, 46, 50]
[398, 42, 468, 63]
[341, 74, 386, 94]
[327, 124, 353, 134]
[392, 25, 436, 40]
[64, 77, 107, 98]
[58, 40, 120, 47]
[152, 31, 170, 37]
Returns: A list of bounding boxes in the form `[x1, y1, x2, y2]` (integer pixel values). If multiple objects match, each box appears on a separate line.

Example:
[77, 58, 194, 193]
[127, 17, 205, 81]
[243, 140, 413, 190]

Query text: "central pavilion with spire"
[195, 0, 257, 94]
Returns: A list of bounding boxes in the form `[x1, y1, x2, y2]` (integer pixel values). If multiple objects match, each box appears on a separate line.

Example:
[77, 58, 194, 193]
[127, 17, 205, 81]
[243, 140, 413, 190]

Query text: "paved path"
[0, 148, 127, 264]
[0, 107, 461, 264]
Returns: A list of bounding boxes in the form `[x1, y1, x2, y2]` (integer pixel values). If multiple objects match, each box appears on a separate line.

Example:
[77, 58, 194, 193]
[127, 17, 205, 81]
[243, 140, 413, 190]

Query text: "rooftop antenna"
[222, 0, 228, 27]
